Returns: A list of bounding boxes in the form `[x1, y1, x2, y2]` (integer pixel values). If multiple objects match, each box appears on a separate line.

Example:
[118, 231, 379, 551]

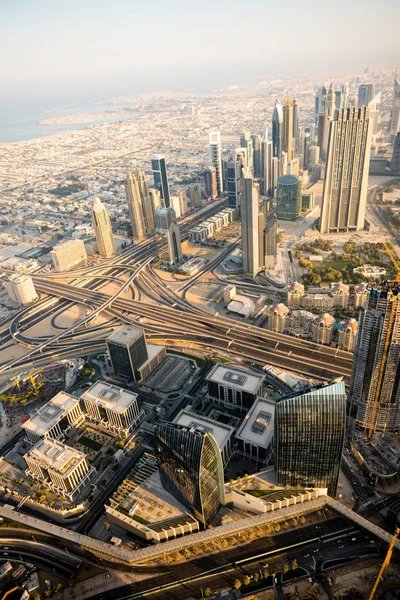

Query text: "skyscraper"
[251, 133, 262, 177]
[389, 76, 400, 137]
[155, 421, 225, 527]
[391, 133, 400, 174]
[315, 85, 327, 124]
[264, 200, 277, 269]
[240, 131, 254, 172]
[125, 171, 146, 240]
[91, 197, 116, 257]
[276, 175, 302, 221]
[358, 83, 374, 107]
[326, 83, 335, 119]
[320, 107, 372, 234]
[149, 188, 162, 213]
[209, 131, 223, 195]
[166, 223, 183, 265]
[292, 97, 300, 152]
[261, 139, 273, 196]
[275, 379, 346, 496]
[106, 325, 149, 382]
[282, 91, 294, 161]
[303, 132, 311, 170]
[204, 166, 218, 199]
[241, 168, 261, 277]
[226, 150, 245, 213]
[151, 155, 171, 208]
[272, 99, 283, 159]
[342, 83, 350, 109]
[317, 112, 329, 161]
[349, 281, 400, 434]
[189, 183, 202, 207]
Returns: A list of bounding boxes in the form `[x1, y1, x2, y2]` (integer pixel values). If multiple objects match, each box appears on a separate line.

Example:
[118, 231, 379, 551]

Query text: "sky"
[1, 0, 400, 102]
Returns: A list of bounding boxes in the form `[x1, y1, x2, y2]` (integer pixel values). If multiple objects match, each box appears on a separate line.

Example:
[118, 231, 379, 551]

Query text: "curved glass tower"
[275, 379, 346, 496]
[155, 421, 225, 527]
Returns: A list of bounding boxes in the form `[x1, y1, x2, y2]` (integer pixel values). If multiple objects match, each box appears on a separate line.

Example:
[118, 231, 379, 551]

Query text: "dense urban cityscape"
[1, 4, 400, 600]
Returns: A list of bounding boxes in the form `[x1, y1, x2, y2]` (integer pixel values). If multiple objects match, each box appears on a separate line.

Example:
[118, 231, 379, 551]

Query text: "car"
[351, 537, 356, 541]
[304, 553, 310, 558]
[338, 544, 344, 548]
[3, 547, 9, 550]
[313, 548, 319, 553]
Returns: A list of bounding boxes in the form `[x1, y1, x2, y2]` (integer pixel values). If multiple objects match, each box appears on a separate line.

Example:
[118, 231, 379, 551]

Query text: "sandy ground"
[39, 112, 120, 125]
[181, 240, 224, 262]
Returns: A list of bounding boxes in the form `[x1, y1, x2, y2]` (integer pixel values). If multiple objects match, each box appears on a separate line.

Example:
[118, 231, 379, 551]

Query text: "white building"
[235, 397, 275, 466]
[25, 438, 94, 500]
[206, 364, 264, 413]
[353, 264, 386, 279]
[223, 284, 237, 305]
[81, 381, 143, 436]
[181, 257, 205, 275]
[22, 392, 84, 444]
[51, 239, 87, 272]
[4, 273, 37, 305]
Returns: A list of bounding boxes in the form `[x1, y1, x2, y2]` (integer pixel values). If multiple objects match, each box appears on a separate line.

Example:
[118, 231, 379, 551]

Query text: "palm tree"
[283, 563, 289, 574]
[254, 572, 260, 583]
[243, 575, 251, 586]
[204, 587, 212, 598]
[233, 579, 241, 590]
[291, 559, 298, 570]
[263, 568, 270, 578]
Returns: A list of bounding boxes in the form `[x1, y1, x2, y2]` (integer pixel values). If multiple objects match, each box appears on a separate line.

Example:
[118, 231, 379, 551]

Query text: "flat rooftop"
[207, 364, 264, 395]
[107, 325, 145, 346]
[81, 381, 138, 413]
[28, 438, 84, 474]
[235, 397, 275, 448]
[173, 409, 235, 450]
[22, 392, 80, 437]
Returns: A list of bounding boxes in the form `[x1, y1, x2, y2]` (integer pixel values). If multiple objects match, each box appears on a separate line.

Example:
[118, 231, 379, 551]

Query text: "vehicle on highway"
[304, 553, 310, 558]
[261, 562, 269, 568]
[338, 544, 344, 548]
[351, 537, 356, 541]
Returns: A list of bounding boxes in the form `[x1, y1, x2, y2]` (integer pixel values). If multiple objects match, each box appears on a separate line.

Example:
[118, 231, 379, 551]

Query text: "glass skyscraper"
[275, 379, 346, 496]
[276, 175, 302, 221]
[151, 155, 171, 208]
[155, 421, 225, 527]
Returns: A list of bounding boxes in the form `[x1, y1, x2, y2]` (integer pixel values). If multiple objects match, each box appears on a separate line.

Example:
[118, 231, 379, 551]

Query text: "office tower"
[22, 391, 84, 444]
[155, 421, 225, 527]
[276, 175, 302, 220]
[91, 197, 116, 258]
[51, 239, 87, 272]
[82, 381, 142, 436]
[166, 223, 182, 265]
[287, 159, 299, 176]
[368, 92, 381, 136]
[226, 150, 245, 213]
[154, 206, 176, 232]
[292, 98, 299, 139]
[334, 90, 342, 110]
[271, 157, 279, 192]
[261, 139, 273, 196]
[206, 364, 265, 412]
[342, 83, 350, 109]
[151, 155, 171, 208]
[349, 281, 400, 433]
[275, 379, 346, 496]
[177, 188, 188, 215]
[240, 131, 254, 172]
[170, 195, 181, 219]
[204, 166, 218, 199]
[106, 325, 149, 382]
[251, 134, 262, 177]
[189, 182, 202, 207]
[303, 132, 311, 169]
[149, 188, 162, 213]
[272, 99, 283, 159]
[326, 83, 335, 118]
[358, 83, 374, 107]
[264, 200, 277, 269]
[315, 85, 327, 124]
[391, 133, 400, 174]
[241, 168, 261, 276]
[209, 131, 223, 195]
[4, 273, 37, 305]
[317, 112, 329, 161]
[282, 90, 294, 161]
[125, 171, 145, 239]
[389, 76, 400, 136]
[309, 145, 320, 167]
[320, 107, 372, 234]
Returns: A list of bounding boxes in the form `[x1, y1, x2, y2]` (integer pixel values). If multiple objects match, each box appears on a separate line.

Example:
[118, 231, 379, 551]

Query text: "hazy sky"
[1, 0, 399, 101]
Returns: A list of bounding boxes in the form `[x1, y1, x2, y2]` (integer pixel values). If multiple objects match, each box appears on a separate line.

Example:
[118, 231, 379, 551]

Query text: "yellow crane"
[0, 368, 44, 404]
[380, 236, 400, 279]
[368, 527, 400, 600]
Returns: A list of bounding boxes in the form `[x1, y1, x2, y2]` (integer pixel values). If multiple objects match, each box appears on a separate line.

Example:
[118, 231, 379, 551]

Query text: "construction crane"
[0, 368, 44, 404]
[380, 235, 400, 279]
[368, 527, 400, 600]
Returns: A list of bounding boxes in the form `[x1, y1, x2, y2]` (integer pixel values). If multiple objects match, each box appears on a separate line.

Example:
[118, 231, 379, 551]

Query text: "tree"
[204, 587, 212, 598]
[299, 516, 305, 525]
[291, 559, 298, 570]
[243, 575, 251, 586]
[254, 572, 260, 583]
[233, 579, 242, 590]
[283, 563, 289, 574]
[263, 568, 270, 578]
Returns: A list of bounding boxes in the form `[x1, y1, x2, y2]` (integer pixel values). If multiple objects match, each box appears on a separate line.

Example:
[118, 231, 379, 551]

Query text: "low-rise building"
[51, 239, 87, 272]
[81, 381, 143, 436]
[4, 273, 37, 305]
[223, 284, 237, 305]
[287, 282, 305, 308]
[331, 282, 350, 308]
[22, 391, 84, 444]
[206, 364, 265, 413]
[235, 397, 275, 466]
[338, 318, 358, 351]
[267, 303, 290, 332]
[354, 282, 368, 308]
[311, 313, 335, 344]
[181, 257, 205, 276]
[353, 264, 386, 278]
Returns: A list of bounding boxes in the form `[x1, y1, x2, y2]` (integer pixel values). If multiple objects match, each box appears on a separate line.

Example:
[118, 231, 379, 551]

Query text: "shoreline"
[39, 111, 121, 126]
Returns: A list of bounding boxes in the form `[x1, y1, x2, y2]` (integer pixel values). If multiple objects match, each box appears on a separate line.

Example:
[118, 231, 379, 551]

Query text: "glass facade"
[155, 422, 225, 527]
[276, 175, 302, 221]
[274, 379, 346, 496]
[152, 156, 171, 208]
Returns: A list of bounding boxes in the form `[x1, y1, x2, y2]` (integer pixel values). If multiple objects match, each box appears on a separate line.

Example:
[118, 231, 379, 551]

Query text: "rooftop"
[28, 437, 85, 475]
[207, 364, 264, 394]
[235, 397, 275, 447]
[107, 324, 145, 346]
[173, 409, 235, 450]
[22, 391, 80, 437]
[81, 381, 138, 413]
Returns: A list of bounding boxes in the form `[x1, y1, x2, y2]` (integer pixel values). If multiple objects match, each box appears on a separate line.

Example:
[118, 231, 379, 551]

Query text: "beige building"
[91, 197, 116, 257]
[51, 239, 87, 272]
[354, 282, 368, 308]
[223, 284, 237, 305]
[25, 438, 93, 500]
[149, 188, 162, 213]
[331, 282, 350, 308]
[81, 381, 143, 436]
[287, 282, 305, 308]
[4, 273, 37, 305]
[267, 303, 290, 333]
[338, 318, 358, 351]
[22, 391, 84, 444]
[177, 189, 188, 215]
[189, 183, 202, 208]
[311, 313, 335, 344]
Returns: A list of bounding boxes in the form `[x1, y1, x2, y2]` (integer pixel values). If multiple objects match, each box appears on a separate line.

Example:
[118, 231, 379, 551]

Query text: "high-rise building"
[51, 239, 87, 272]
[342, 83, 350, 109]
[170, 195, 181, 219]
[292, 98, 300, 139]
[149, 188, 162, 213]
[4, 273, 37, 305]
[106, 325, 149, 382]
[326, 83, 335, 118]
[264, 201, 277, 269]
[155, 421, 225, 527]
[209, 131, 223, 196]
[276, 175, 302, 221]
[166, 223, 182, 265]
[240, 131, 254, 172]
[317, 112, 329, 161]
[204, 166, 218, 199]
[251, 133, 262, 177]
[91, 197, 116, 257]
[309, 145, 320, 167]
[391, 133, 400, 174]
[349, 281, 400, 433]
[315, 85, 327, 124]
[320, 107, 372, 234]
[334, 90, 343, 110]
[241, 168, 261, 277]
[226, 150, 245, 213]
[275, 379, 346, 496]
[389, 76, 400, 137]
[261, 139, 273, 196]
[154, 206, 176, 232]
[125, 170, 153, 240]
[189, 183, 202, 208]
[303, 132, 311, 170]
[358, 83, 374, 107]
[282, 91, 294, 161]
[272, 99, 283, 159]
[177, 188, 188, 215]
[151, 155, 171, 208]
